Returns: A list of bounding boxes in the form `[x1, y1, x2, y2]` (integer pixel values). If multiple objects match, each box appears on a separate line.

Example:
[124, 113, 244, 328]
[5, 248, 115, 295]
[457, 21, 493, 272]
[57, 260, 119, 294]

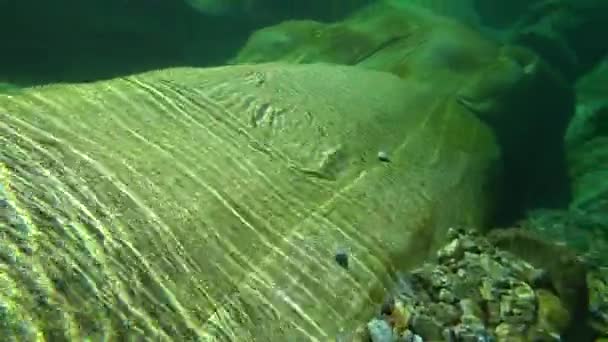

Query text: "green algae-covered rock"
[185, 0, 374, 23]
[566, 57, 608, 217]
[233, 0, 574, 224]
[487, 228, 590, 339]
[184, 0, 479, 25]
[535, 289, 571, 337]
[0, 62, 499, 340]
[360, 228, 583, 340]
[232, 1, 496, 83]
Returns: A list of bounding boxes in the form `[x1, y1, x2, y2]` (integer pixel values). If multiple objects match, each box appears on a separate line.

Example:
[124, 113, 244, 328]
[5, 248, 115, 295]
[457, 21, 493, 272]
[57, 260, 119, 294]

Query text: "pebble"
[377, 151, 391, 162]
[381, 297, 395, 315]
[368, 318, 395, 342]
[411, 314, 443, 340]
[335, 249, 349, 269]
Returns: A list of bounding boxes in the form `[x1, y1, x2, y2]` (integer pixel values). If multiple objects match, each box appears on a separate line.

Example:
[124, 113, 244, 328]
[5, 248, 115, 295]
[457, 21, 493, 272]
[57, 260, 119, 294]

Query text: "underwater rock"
[509, 0, 608, 81]
[0, 62, 500, 340]
[361, 228, 584, 341]
[233, 0, 575, 226]
[368, 318, 395, 342]
[411, 314, 444, 341]
[335, 249, 350, 269]
[588, 268, 608, 338]
[487, 228, 590, 339]
[566, 57, 608, 221]
[185, 0, 373, 23]
[536, 289, 571, 336]
[232, 1, 498, 81]
[522, 209, 608, 268]
[377, 151, 391, 163]
[516, 210, 608, 339]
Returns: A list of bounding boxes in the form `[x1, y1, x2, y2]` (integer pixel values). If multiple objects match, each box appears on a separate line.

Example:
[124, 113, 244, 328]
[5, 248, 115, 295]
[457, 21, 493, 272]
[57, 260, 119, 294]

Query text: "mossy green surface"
[0, 62, 499, 340]
[233, 0, 574, 225]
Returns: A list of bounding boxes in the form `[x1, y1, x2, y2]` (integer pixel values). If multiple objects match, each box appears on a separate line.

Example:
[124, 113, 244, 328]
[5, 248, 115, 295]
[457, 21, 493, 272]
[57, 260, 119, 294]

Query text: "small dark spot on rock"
[380, 297, 395, 315]
[377, 151, 391, 163]
[335, 250, 349, 269]
[20, 245, 33, 256]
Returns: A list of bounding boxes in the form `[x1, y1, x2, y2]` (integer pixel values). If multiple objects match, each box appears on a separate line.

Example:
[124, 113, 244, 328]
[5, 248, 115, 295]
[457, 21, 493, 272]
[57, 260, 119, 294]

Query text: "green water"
[1, 1, 607, 341]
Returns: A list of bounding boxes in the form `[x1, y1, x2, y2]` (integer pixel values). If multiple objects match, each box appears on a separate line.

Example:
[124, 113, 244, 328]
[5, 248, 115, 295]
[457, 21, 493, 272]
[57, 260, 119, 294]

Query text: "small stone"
[480, 278, 497, 301]
[398, 331, 423, 342]
[486, 301, 502, 326]
[446, 227, 461, 240]
[527, 326, 562, 342]
[460, 298, 484, 319]
[390, 300, 411, 332]
[500, 296, 536, 325]
[457, 328, 490, 342]
[429, 268, 449, 288]
[381, 297, 396, 315]
[438, 288, 456, 303]
[478, 253, 503, 277]
[394, 272, 417, 299]
[398, 329, 414, 342]
[512, 281, 536, 302]
[477, 329, 495, 342]
[460, 238, 480, 253]
[367, 318, 395, 342]
[498, 281, 537, 325]
[430, 302, 460, 326]
[452, 277, 478, 299]
[411, 314, 443, 341]
[536, 289, 570, 335]
[461, 313, 485, 329]
[442, 327, 458, 342]
[495, 323, 526, 341]
[335, 249, 349, 269]
[438, 238, 464, 261]
[377, 151, 391, 163]
[348, 325, 372, 342]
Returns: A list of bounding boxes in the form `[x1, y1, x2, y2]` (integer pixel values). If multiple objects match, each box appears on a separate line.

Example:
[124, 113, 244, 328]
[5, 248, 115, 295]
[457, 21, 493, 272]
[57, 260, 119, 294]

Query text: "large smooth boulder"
[0, 63, 499, 340]
[232, 0, 574, 224]
[232, 1, 492, 83]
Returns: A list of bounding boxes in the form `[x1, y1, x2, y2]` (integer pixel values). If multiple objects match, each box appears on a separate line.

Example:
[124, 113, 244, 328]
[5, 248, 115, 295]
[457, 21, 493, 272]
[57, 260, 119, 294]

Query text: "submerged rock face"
[183, 0, 480, 25]
[566, 57, 608, 218]
[233, 0, 574, 225]
[232, 1, 496, 80]
[0, 63, 499, 340]
[517, 209, 608, 339]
